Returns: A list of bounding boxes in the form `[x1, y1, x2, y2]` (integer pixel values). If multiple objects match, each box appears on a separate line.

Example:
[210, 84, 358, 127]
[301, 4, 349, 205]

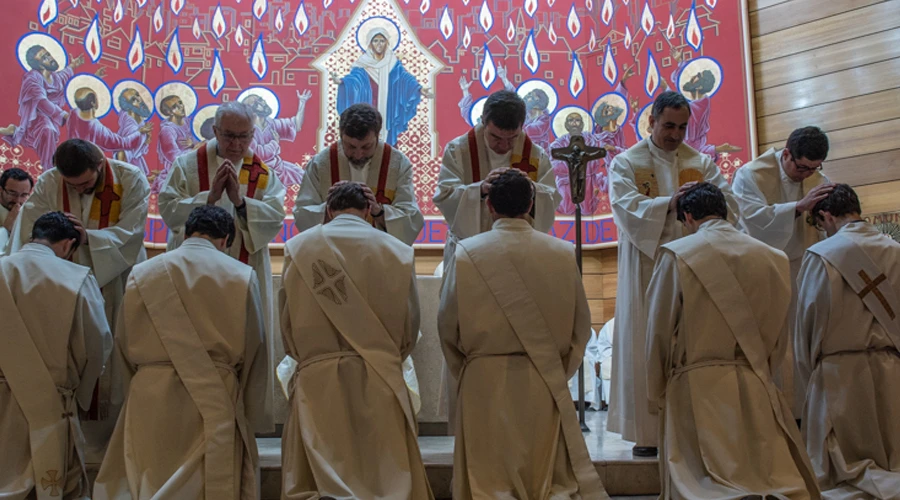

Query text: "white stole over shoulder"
[461, 240, 608, 500]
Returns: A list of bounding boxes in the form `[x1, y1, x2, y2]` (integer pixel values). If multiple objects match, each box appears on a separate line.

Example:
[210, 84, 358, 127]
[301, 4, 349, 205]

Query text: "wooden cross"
[551, 135, 606, 204]
[41, 470, 62, 497]
[858, 270, 896, 320]
[95, 184, 121, 228]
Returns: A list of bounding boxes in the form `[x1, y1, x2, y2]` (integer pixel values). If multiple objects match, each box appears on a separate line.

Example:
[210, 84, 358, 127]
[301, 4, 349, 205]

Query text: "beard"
[253, 103, 272, 117]
[42, 59, 60, 72]
[348, 156, 372, 168]
[124, 101, 152, 119]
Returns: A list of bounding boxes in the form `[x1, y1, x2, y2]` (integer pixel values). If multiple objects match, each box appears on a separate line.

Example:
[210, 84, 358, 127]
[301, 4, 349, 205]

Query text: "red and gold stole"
[460, 123, 542, 183]
[197, 143, 270, 264]
[60, 159, 123, 229]
[329, 141, 395, 204]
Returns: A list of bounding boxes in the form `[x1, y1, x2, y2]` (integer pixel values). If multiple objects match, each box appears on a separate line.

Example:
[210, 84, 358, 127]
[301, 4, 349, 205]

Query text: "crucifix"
[551, 135, 606, 432]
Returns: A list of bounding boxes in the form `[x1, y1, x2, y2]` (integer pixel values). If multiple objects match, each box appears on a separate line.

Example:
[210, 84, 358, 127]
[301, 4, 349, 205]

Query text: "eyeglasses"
[792, 157, 823, 173]
[2, 188, 30, 201]
[220, 132, 254, 143]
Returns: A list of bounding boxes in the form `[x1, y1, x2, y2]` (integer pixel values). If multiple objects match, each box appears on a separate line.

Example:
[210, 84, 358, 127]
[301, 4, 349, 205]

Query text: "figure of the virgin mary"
[333, 19, 432, 145]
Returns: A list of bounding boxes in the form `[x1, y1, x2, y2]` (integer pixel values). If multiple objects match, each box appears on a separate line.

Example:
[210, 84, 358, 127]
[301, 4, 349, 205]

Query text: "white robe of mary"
[439, 218, 608, 500]
[433, 127, 561, 276]
[796, 222, 900, 498]
[0, 244, 111, 500]
[8, 159, 148, 441]
[607, 138, 738, 447]
[159, 139, 285, 411]
[646, 219, 820, 499]
[93, 237, 272, 500]
[732, 148, 828, 415]
[279, 214, 432, 500]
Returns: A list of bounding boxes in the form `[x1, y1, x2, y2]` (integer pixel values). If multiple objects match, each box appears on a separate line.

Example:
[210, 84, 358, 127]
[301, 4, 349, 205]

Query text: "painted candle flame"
[685, 1, 703, 50]
[569, 54, 585, 98]
[127, 27, 144, 72]
[275, 9, 284, 32]
[234, 26, 244, 46]
[251, 35, 267, 79]
[440, 6, 453, 40]
[420, 0, 430, 15]
[324, 0, 333, 9]
[480, 44, 496, 88]
[85, 15, 102, 63]
[566, 4, 580, 37]
[253, 0, 267, 20]
[171, 0, 184, 15]
[463, 26, 471, 48]
[666, 13, 675, 39]
[192, 18, 201, 39]
[506, 20, 515, 41]
[548, 0, 555, 6]
[645, 49, 659, 97]
[624, 25, 632, 49]
[113, 0, 124, 23]
[70, 0, 78, 8]
[136, 0, 145, 6]
[167, 30, 183, 73]
[641, 0, 654, 35]
[602, 41, 617, 85]
[585, 0, 592, 10]
[479, 0, 493, 32]
[153, 4, 164, 32]
[706, 0, 717, 7]
[294, 2, 309, 35]
[39, 0, 58, 27]
[525, 0, 537, 18]
[213, 5, 226, 39]
[523, 30, 539, 73]
[208, 50, 226, 97]
[589, 29, 596, 50]
[601, 0, 612, 25]
[548, 23, 557, 44]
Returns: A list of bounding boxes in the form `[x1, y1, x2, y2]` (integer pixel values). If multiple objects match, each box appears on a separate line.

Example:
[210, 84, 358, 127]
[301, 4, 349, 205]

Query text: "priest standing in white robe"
[646, 182, 819, 498]
[439, 171, 608, 499]
[608, 91, 738, 457]
[0, 168, 33, 254]
[94, 205, 272, 500]
[796, 184, 900, 498]
[280, 182, 433, 500]
[732, 125, 833, 415]
[0, 212, 111, 500]
[8, 138, 148, 430]
[434, 89, 560, 276]
[159, 101, 285, 412]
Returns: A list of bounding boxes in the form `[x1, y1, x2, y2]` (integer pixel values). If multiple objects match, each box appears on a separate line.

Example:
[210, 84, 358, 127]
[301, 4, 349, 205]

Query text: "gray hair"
[214, 100, 254, 128]
[651, 91, 691, 119]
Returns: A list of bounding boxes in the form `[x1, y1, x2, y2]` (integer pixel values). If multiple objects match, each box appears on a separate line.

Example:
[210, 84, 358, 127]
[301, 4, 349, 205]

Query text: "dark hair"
[159, 95, 181, 118]
[25, 45, 45, 71]
[185, 205, 236, 247]
[651, 90, 691, 119]
[482, 90, 527, 130]
[676, 182, 727, 223]
[339, 104, 382, 140]
[327, 182, 369, 213]
[787, 126, 829, 162]
[488, 170, 533, 217]
[31, 211, 81, 251]
[53, 139, 104, 177]
[74, 90, 97, 112]
[0, 168, 34, 189]
[200, 117, 215, 141]
[526, 89, 550, 110]
[812, 183, 860, 223]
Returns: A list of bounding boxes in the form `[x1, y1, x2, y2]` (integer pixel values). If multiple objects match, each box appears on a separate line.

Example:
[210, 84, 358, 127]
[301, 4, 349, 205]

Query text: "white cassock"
[569, 328, 600, 405]
[8, 159, 148, 432]
[646, 219, 819, 499]
[597, 318, 615, 405]
[796, 221, 900, 498]
[158, 139, 285, 410]
[732, 147, 828, 414]
[0, 204, 10, 254]
[608, 138, 737, 447]
[280, 214, 433, 500]
[293, 141, 424, 245]
[433, 124, 561, 276]
[439, 218, 608, 499]
[93, 237, 272, 500]
[0, 243, 111, 500]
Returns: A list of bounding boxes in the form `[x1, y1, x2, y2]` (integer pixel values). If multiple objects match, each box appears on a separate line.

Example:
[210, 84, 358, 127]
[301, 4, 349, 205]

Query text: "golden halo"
[636, 102, 653, 141]
[66, 74, 112, 118]
[154, 81, 198, 117]
[112, 80, 153, 115]
[517, 79, 558, 114]
[16, 32, 67, 72]
[238, 86, 280, 118]
[356, 16, 401, 52]
[470, 96, 487, 126]
[677, 56, 723, 101]
[552, 106, 593, 139]
[192, 104, 220, 141]
[590, 92, 629, 132]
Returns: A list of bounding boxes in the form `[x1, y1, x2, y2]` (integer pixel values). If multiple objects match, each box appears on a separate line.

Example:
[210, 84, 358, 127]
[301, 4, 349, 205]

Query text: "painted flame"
[420, 0, 430, 14]
[192, 18, 201, 39]
[666, 13, 675, 39]
[440, 6, 453, 40]
[624, 25, 632, 49]
[463, 26, 471, 48]
[506, 20, 515, 41]
[294, 2, 309, 35]
[602, 41, 617, 86]
[480, 44, 496, 88]
[523, 30, 539, 73]
[685, 2, 703, 50]
[234, 26, 244, 46]
[567, 4, 581, 37]
[641, 0, 654, 35]
[208, 50, 226, 97]
[525, 0, 537, 18]
[171, 0, 184, 15]
[39, 0, 58, 27]
[213, 5, 226, 39]
[127, 27, 144, 72]
[113, 0, 124, 23]
[548, 23, 557, 44]
[251, 36, 267, 79]
[153, 4, 164, 32]
[275, 9, 284, 32]
[479, 0, 493, 32]
[645, 49, 659, 97]
[569, 54, 585, 98]
[253, 0, 267, 20]
[85, 15, 102, 63]
[589, 29, 596, 51]
[601, 0, 612, 25]
[167, 30, 183, 73]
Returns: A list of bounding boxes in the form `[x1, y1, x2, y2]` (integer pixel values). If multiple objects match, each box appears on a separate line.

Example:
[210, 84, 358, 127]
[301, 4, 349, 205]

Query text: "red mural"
[0, 0, 755, 248]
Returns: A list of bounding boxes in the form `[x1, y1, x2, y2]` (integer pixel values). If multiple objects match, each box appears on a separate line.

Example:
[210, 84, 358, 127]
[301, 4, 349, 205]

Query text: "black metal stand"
[575, 205, 590, 432]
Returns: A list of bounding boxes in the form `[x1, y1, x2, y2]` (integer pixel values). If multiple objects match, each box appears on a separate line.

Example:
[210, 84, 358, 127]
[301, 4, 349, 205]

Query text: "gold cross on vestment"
[312, 259, 348, 305]
[858, 270, 896, 320]
[40, 470, 62, 497]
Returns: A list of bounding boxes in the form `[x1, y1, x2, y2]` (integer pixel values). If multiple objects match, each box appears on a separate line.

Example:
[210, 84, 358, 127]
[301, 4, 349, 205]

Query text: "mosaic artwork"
[0, 0, 755, 248]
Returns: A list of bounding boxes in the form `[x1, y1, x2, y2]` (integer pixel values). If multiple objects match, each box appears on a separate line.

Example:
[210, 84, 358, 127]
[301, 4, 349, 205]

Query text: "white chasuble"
[438, 218, 608, 500]
[280, 215, 432, 500]
[797, 222, 900, 498]
[647, 220, 819, 499]
[607, 138, 737, 446]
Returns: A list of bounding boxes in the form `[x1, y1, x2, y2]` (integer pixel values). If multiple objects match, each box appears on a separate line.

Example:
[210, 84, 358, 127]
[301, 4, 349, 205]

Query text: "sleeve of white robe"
[381, 156, 425, 245]
[794, 252, 832, 388]
[645, 249, 681, 414]
[86, 168, 150, 287]
[437, 245, 466, 378]
[291, 157, 326, 232]
[242, 271, 274, 434]
[732, 167, 797, 249]
[0, 227, 9, 256]
[73, 274, 113, 411]
[401, 266, 421, 360]
[235, 173, 286, 255]
[109, 277, 137, 407]
[531, 152, 562, 233]
[158, 154, 211, 229]
[563, 257, 592, 379]
[609, 155, 672, 258]
[700, 155, 740, 226]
